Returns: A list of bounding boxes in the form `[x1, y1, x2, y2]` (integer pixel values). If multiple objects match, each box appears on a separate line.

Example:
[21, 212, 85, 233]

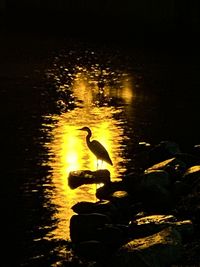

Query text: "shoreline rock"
[67, 140, 200, 266]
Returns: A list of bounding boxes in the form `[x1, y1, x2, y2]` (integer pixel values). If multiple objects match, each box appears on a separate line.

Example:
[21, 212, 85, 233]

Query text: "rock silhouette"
[67, 140, 200, 266]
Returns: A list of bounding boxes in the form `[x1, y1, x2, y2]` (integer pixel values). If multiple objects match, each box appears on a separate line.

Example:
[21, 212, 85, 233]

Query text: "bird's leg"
[96, 159, 99, 170]
[101, 160, 103, 169]
[96, 159, 99, 201]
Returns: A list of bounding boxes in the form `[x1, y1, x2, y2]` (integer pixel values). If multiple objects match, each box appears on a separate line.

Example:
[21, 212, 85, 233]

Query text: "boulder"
[147, 157, 176, 170]
[147, 157, 187, 182]
[148, 141, 181, 165]
[97, 224, 125, 248]
[175, 192, 200, 224]
[110, 191, 130, 206]
[175, 153, 200, 167]
[142, 170, 170, 188]
[68, 169, 110, 189]
[135, 214, 176, 224]
[173, 220, 194, 239]
[137, 141, 152, 152]
[70, 213, 111, 243]
[71, 200, 117, 216]
[129, 215, 193, 239]
[71, 201, 97, 214]
[123, 171, 143, 194]
[74, 240, 110, 261]
[182, 165, 200, 189]
[96, 181, 124, 200]
[171, 180, 189, 199]
[138, 184, 172, 212]
[133, 142, 152, 169]
[110, 227, 182, 267]
[109, 191, 133, 223]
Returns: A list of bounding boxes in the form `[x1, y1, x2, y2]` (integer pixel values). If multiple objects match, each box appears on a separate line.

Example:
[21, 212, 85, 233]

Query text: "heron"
[78, 126, 113, 168]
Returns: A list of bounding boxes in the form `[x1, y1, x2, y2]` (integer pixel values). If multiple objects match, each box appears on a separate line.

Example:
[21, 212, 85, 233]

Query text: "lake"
[1, 33, 200, 266]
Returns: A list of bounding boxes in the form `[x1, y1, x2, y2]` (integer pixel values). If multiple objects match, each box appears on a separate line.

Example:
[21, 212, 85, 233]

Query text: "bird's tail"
[106, 157, 113, 166]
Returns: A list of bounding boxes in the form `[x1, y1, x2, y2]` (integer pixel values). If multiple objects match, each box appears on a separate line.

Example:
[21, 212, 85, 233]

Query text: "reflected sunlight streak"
[43, 66, 133, 240]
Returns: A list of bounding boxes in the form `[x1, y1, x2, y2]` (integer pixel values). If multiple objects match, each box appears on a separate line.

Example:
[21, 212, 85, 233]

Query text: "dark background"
[0, 1, 200, 266]
[1, 0, 200, 36]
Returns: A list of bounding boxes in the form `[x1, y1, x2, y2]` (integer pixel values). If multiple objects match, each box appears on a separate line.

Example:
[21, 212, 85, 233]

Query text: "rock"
[175, 192, 200, 224]
[138, 142, 152, 151]
[128, 202, 144, 218]
[97, 224, 125, 248]
[94, 189, 133, 223]
[142, 170, 170, 188]
[70, 216, 126, 254]
[74, 240, 110, 261]
[129, 214, 174, 238]
[149, 141, 181, 165]
[147, 157, 187, 182]
[96, 181, 124, 200]
[134, 211, 148, 219]
[110, 191, 130, 205]
[110, 227, 182, 267]
[129, 215, 193, 239]
[135, 214, 176, 224]
[182, 165, 200, 189]
[181, 240, 200, 266]
[147, 157, 176, 170]
[109, 191, 132, 223]
[124, 167, 173, 211]
[173, 220, 194, 239]
[71, 200, 117, 216]
[133, 142, 152, 169]
[138, 184, 172, 212]
[123, 171, 143, 194]
[147, 157, 180, 171]
[172, 180, 189, 199]
[175, 153, 200, 167]
[71, 201, 97, 214]
[68, 169, 110, 189]
[70, 213, 111, 243]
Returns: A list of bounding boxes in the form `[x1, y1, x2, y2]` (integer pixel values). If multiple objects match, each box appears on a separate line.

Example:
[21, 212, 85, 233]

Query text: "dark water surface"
[1, 32, 200, 266]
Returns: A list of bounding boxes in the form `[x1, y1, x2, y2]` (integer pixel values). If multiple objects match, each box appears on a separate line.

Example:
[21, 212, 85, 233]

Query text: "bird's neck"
[86, 131, 92, 145]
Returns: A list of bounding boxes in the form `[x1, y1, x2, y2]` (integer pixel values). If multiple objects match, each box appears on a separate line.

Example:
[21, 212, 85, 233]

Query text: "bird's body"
[79, 127, 113, 166]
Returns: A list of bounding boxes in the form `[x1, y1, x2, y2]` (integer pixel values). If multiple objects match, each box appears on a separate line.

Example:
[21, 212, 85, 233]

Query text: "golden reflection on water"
[44, 67, 134, 240]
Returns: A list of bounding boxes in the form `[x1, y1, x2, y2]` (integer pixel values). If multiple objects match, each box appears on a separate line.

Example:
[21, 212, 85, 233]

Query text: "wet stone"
[135, 214, 176, 224]
[71, 200, 118, 217]
[122, 171, 142, 193]
[70, 213, 111, 243]
[96, 181, 124, 200]
[129, 215, 193, 239]
[109, 191, 132, 223]
[110, 191, 129, 202]
[148, 141, 181, 165]
[172, 180, 190, 199]
[110, 227, 182, 267]
[68, 169, 110, 189]
[147, 157, 187, 181]
[142, 169, 170, 188]
[182, 165, 200, 187]
[147, 157, 177, 170]
[138, 184, 172, 211]
[97, 224, 125, 248]
[74, 240, 110, 261]
[175, 153, 200, 167]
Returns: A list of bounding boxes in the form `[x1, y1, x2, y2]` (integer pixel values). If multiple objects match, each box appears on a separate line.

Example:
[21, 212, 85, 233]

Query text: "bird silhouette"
[79, 126, 113, 168]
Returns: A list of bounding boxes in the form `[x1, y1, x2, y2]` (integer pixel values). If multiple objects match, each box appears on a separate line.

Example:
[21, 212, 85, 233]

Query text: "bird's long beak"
[78, 127, 84, 131]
